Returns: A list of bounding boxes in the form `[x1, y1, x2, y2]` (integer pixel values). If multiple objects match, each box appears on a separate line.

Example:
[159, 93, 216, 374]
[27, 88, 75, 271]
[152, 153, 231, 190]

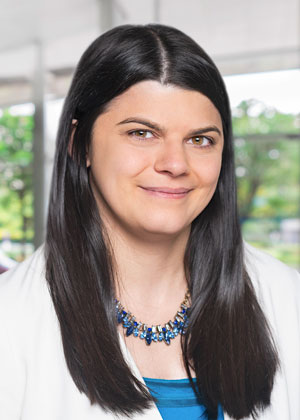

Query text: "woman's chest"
[121, 330, 190, 379]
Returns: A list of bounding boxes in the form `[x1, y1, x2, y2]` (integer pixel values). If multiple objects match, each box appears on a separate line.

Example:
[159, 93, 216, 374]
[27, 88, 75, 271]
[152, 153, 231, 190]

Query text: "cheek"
[117, 151, 150, 176]
[92, 144, 151, 191]
[194, 155, 222, 186]
[109, 153, 150, 188]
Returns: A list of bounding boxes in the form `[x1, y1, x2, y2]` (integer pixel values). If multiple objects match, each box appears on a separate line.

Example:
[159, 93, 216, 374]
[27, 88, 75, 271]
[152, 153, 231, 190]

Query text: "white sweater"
[0, 243, 299, 420]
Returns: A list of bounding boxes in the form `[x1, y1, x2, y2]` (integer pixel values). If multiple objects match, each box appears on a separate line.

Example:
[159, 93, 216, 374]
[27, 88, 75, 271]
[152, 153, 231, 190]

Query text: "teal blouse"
[143, 377, 224, 420]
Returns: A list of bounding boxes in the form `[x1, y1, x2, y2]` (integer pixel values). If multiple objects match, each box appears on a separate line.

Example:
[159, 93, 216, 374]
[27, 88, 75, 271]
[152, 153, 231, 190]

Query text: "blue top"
[143, 377, 224, 420]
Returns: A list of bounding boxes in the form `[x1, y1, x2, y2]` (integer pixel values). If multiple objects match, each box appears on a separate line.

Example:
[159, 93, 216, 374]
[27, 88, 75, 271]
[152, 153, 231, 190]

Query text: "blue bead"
[158, 332, 164, 341]
[173, 320, 178, 325]
[122, 310, 127, 315]
[126, 325, 134, 336]
[146, 334, 152, 345]
[134, 321, 138, 326]
[148, 327, 152, 332]
[162, 327, 166, 332]
[181, 309, 186, 314]
[164, 334, 170, 345]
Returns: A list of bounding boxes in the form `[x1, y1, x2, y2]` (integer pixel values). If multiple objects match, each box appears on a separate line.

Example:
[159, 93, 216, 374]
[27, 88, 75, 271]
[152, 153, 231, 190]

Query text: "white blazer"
[0, 243, 299, 420]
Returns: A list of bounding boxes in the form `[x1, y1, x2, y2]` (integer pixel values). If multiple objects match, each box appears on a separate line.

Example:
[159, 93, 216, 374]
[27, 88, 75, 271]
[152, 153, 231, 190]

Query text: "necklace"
[115, 291, 190, 346]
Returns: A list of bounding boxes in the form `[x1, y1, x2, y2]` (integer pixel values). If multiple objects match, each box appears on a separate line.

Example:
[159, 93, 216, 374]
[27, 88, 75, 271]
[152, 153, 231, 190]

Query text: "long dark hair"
[45, 24, 279, 419]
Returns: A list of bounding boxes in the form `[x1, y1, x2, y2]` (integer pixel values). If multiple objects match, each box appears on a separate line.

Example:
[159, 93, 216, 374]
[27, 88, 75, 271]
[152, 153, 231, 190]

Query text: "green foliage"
[232, 99, 299, 135]
[232, 100, 300, 268]
[0, 110, 34, 243]
[233, 100, 300, 220]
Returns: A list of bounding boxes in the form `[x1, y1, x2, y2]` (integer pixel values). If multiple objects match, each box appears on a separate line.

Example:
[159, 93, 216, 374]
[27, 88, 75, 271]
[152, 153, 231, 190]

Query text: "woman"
[0, 24, 299, 420]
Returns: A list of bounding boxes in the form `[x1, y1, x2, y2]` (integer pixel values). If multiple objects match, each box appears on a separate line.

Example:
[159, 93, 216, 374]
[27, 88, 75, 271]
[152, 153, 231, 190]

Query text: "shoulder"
[0, 245, 50, 324]
[244, 241, 300, 290]
[243, 241, 299, 323]
[0, 245, 46, 292]
[242, 246, 300, 419]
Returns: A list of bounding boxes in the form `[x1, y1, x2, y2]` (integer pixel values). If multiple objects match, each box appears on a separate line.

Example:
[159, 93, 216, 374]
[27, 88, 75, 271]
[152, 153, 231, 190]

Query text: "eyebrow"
[116, 117, 222, 137]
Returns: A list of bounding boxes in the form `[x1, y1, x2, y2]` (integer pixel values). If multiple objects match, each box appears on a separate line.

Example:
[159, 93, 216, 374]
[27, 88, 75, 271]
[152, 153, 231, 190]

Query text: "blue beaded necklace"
[115, 291, 190, 346]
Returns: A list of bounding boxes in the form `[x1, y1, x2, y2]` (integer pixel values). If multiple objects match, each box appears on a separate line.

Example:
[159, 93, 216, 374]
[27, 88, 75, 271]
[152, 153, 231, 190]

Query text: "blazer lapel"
[118, 331, 163, 420]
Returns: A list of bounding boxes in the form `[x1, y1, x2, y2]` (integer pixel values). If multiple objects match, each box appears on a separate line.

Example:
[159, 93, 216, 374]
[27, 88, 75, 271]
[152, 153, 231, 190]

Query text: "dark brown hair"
[45, 24, 279, 419]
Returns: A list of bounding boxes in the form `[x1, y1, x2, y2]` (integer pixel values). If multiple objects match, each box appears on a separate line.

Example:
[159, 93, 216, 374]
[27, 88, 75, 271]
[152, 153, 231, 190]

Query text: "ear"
[86, 143, 91, 168]
[68, 119, 91, 167]
[68, 119, 78, 158]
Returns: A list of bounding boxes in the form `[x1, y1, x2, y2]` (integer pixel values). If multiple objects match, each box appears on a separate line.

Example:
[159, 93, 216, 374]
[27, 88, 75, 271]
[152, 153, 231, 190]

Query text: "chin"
[139, 219, 190, 237]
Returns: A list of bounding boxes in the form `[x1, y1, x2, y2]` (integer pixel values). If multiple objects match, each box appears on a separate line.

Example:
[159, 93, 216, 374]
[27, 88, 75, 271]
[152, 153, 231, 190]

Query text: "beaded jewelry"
[115, 291, 190, 346]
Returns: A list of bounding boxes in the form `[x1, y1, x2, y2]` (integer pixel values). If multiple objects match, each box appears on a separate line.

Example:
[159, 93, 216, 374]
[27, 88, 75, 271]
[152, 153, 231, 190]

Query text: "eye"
[128, 129, 153, 139]
[187, 135, 213, 147]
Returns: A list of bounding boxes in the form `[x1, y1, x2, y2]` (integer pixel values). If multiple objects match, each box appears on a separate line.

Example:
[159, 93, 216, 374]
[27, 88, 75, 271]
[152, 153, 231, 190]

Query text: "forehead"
[100, 80, 223, 131]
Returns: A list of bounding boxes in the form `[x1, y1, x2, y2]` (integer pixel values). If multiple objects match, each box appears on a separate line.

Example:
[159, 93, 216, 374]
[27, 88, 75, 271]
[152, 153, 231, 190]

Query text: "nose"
[153, 139, 189, 177]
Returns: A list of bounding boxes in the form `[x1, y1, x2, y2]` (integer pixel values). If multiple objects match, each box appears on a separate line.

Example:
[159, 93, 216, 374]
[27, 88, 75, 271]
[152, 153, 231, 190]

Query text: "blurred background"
[0, 0, 299, 272]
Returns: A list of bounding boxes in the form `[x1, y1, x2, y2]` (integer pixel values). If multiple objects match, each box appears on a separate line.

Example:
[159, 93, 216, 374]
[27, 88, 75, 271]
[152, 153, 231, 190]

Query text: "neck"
[104, 223, 190, 322]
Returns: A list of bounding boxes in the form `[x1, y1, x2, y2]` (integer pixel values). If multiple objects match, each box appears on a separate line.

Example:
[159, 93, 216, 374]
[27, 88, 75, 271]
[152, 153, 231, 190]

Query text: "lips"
[139, 186, 193, 200]
[141, 186, 192, 193]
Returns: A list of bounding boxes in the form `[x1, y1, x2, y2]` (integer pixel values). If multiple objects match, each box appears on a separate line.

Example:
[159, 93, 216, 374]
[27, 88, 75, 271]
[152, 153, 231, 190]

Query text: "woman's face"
[87, 81, 224, 238]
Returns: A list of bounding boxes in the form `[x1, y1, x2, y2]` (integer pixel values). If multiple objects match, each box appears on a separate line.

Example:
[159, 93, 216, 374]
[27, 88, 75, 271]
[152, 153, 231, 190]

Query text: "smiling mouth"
[140, 186, 192, 199]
